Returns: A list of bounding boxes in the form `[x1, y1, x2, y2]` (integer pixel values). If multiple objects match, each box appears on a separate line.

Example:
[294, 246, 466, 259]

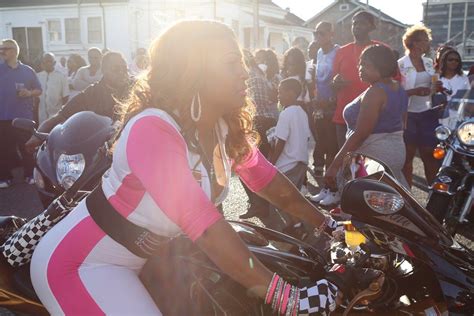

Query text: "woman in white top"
[398, 24, 442, 187]
[439, 50, 470, 101]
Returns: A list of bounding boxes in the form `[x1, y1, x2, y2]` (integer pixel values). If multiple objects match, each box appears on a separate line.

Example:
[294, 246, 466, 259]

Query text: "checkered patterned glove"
[298, 279, 338, 315]
[1, 197, 72, 267]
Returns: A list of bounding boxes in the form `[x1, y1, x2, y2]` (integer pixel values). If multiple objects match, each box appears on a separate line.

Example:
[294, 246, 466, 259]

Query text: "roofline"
[336, 5, 407, 28]
[305, 0, 408, 29]
[304, 1, 340, 26]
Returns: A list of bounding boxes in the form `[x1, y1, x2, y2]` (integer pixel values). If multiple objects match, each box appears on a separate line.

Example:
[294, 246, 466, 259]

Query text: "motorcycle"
[13, 111, 116, 208]
[0, 144, 472, 314]
[426, 89, 474, 235]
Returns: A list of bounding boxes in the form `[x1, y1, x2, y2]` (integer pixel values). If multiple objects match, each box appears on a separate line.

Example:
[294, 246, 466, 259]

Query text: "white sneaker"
[320, 191, 341, 206]
[309, 188, 329, 202]
[0, 180, 11, 189]
[300, 185, 309, 195]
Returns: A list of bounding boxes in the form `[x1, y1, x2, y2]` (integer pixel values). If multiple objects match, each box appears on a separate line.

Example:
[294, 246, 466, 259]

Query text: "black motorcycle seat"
[12, 263, 39, 302]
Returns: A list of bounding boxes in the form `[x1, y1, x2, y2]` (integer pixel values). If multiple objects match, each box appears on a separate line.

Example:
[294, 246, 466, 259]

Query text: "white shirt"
[398, 55, 435, 113]
[441, 74, 470, 101]
[274, 105, 311, 173]
[408, 71, 431, 113]
[72, 66, 102, 92]
[37, 70, 69, 123]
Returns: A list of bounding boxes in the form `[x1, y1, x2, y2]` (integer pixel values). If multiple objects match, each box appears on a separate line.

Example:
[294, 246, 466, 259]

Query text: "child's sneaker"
[0, 180, 11, 189]
[320, 191, 341, 206]
[309, 188, 329, 203]
[25, 177, 35, 185]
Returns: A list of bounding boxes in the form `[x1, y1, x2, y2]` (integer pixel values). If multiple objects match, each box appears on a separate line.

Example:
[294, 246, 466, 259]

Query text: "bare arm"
[268, 138, 285, 165]
[195, 219, 272, 298]
[257, 171, 326, 227]
[324, 86, 385, 186]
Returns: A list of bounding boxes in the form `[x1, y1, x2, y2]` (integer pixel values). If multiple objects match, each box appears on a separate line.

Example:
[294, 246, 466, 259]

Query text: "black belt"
[86, 185, 172, 258]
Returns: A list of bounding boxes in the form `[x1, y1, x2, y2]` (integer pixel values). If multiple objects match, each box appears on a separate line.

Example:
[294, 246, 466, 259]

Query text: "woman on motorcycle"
[30, 21, 349, 315]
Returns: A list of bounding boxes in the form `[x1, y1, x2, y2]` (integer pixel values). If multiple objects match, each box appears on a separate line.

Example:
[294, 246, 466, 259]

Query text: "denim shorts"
[403, 109, 439, 148]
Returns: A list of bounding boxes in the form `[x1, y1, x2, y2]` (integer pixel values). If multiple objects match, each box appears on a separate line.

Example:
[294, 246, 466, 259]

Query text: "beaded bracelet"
[292, 288, 300, 316]
[266, 273, 301, 316]
[272, 278, 284, 311]
[278, 283, 291, 315]
[265, 273, 278, 304]
[285, 286, 296, 316]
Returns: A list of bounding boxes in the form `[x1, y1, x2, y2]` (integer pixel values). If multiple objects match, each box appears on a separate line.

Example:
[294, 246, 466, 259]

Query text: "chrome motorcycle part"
[441, 149, 454, 168]
[458, 186, 474, 223]
[435, 125, 450, 141]
[457, 122, 474, 147]
[33, 168, 45, 190]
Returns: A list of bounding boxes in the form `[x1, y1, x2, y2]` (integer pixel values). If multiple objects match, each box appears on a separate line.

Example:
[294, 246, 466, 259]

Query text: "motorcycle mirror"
[12, 118, 36, 133]
[340, 153, 386, 181]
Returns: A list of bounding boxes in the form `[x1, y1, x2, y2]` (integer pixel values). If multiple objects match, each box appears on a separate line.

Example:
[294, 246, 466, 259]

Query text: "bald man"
[37, 52, 69, 123]
[0, 39, 42, 187]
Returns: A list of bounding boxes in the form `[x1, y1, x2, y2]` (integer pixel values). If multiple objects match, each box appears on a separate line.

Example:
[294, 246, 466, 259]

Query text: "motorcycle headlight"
[363, 190, 404, 214]
[457, 122, 474, 147]
[435, 125, 450, 141]
[56, 153, 85, 189]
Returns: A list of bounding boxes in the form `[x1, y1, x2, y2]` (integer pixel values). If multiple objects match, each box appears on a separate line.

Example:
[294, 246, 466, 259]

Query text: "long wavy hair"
[116, 20, 257, 166]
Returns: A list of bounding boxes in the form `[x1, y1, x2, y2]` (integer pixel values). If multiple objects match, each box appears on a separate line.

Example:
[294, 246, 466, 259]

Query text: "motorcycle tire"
[425, 192, 451, 224]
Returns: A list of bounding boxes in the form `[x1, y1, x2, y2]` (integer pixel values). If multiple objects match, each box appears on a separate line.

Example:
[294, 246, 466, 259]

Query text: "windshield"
[440, 89, 474, 130]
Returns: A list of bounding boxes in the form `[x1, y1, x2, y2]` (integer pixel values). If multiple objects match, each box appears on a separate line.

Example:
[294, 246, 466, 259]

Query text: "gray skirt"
[355, 131, 409, 189]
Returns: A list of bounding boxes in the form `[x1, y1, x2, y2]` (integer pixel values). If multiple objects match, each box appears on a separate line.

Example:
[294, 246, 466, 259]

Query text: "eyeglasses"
[447, 58, 460, 62]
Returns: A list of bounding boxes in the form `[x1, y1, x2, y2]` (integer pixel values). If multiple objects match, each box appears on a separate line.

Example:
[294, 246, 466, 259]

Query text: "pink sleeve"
[234, 147, 277, 192]
[126, 116, 222, 241]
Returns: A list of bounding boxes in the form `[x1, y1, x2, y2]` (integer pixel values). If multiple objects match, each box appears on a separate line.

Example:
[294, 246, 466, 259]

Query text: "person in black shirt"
[26, 51, 130, 152]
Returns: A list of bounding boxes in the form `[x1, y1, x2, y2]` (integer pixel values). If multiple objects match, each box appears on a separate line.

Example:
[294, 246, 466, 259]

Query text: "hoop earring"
[191, 93, 201, 122]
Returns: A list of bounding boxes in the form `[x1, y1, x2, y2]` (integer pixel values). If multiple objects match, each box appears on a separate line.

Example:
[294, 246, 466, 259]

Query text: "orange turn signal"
[433, 147, 446, 160]
[433, 182, 449, 192]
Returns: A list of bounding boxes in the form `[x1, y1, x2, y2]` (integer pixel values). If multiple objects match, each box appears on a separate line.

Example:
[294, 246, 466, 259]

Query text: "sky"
[273, 0, 425, 25]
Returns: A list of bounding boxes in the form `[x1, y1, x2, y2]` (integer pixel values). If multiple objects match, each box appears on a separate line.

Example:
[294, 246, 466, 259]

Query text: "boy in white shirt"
[269, 78, 311, 190]
[268, 78, 312, 236]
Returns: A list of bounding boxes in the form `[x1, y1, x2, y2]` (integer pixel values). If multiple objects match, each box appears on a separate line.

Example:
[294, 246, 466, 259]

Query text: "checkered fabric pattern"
[299, 279, 338, 316]
[1, 201, 71, 267]
[247, 70, 279, 120]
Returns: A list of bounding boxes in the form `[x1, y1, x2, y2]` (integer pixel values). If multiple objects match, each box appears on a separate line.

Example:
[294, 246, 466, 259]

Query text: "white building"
[0, 0, 313, 67]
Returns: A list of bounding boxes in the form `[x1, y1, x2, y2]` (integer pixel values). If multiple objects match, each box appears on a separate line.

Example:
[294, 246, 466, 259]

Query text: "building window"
[65, 18, 81, 44]
[339, 4, 349, 11]
[87, 17, 103, 44]
[47, 20, 62, 42]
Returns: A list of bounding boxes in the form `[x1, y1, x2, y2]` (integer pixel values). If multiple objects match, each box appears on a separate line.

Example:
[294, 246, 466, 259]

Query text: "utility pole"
[213, 0, 217, 20]
[461, 1, 468, 58]
[253, 0, 259, 50]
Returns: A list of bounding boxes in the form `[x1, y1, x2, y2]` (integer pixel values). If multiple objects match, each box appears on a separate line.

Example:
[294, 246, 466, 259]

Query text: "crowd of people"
[0, 10, 473, 211]
[0, 11, 473, 315]
[0, 43, 148, 188]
